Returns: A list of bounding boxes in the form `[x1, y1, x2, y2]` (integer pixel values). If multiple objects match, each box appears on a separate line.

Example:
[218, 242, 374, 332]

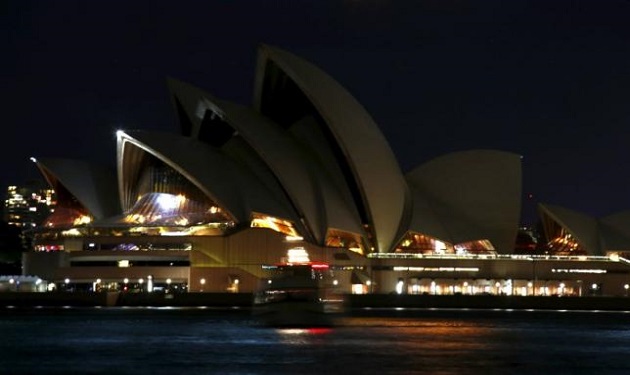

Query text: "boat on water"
[253, 249, 345, 327]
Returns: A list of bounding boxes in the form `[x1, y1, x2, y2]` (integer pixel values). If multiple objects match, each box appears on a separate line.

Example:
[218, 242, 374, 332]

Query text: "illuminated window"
[325, 228, 364, 255]
[395, 232, 454, 254]
[43, 207, 92, 228]
[541, 215, 586, 255]
[123, 154, 233, 226]
[454, 240, 495, 255]
[250, 213, 299, 236]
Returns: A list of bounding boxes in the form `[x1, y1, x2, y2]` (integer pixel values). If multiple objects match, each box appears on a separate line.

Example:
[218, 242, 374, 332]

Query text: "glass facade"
[396, 232, 496, 255]
[396, 232, 452, 254]
[124, 161, 231, 226]
[250, 213, 299, 237]
[325, 228, 365, 255]
[541, 214, 587, 255]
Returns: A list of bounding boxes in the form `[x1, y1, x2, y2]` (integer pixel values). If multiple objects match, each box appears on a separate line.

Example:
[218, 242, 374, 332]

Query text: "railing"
[368, 253, 614, 262]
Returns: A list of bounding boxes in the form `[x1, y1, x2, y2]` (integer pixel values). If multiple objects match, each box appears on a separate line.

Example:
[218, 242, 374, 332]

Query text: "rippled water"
[1, 307, 630, 374]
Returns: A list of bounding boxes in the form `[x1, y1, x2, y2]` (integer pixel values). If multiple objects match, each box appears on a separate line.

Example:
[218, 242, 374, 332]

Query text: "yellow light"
[287, 248, 310, 263]
[61, 228, 82, 236]
[174, 218, 189, 226]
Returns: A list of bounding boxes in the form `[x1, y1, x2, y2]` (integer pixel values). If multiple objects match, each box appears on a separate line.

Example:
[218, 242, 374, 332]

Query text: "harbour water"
[1, 307, 630, 374]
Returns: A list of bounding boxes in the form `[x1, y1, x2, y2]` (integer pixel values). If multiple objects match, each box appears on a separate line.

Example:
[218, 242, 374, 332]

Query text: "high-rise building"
[4, 182, 56, 228]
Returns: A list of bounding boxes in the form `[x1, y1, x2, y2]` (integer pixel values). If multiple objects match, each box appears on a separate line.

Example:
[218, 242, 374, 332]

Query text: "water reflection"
[276, 327, 334, 345]
[2, 308, 630, 374]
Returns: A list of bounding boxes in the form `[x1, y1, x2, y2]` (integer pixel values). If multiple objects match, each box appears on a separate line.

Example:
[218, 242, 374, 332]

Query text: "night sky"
[4, 0, 630, 224]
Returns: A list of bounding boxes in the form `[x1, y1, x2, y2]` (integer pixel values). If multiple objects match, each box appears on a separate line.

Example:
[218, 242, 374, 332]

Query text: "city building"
[22, 45, 630, 296]
[4, 182, 56, 229]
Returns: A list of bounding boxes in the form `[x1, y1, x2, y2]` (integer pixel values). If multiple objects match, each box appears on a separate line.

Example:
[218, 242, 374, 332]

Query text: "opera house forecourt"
[19, 45, 630, 300]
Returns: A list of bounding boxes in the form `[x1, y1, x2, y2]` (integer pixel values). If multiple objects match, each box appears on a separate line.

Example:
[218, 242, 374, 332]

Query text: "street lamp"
[147, 275, 154, 293]
[624, 283, 629, 297]
[93, 278, 101, 292]
[396, 279, 404, 295]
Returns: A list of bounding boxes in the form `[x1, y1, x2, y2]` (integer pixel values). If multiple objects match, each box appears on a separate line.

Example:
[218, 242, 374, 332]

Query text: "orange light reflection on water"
[341, 317, 496, 352]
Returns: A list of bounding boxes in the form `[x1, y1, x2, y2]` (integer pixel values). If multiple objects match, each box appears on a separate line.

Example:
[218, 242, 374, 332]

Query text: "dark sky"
[3, 0, 630, 224]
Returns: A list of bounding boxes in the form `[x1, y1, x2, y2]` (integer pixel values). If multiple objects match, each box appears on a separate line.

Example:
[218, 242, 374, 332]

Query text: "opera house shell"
[539, 204, 630, 256]
[22, 45, 630, 297]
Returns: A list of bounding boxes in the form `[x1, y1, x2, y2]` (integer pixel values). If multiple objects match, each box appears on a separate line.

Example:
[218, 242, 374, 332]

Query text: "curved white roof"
[406, 150, 522, 253]
[539, 205, 630, 254]
[254, 45, 408, 252]
[211, 99, 366, 244]
[538, 204, 601, 255]
[33, 46, 527, 257]
[601, 211, 630, 240]
[35, 158, 120, 220]
[168, 79, 295, 218]
[166, 79, 365, 244]
[116, 130, 299, 225]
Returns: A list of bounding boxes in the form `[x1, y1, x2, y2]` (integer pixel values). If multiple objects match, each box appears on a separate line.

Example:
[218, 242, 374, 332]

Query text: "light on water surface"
[1, 308, 630, 374]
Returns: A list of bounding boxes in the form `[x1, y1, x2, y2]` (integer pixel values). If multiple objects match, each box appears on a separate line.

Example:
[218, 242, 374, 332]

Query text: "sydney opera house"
[22, 45, 630, 297]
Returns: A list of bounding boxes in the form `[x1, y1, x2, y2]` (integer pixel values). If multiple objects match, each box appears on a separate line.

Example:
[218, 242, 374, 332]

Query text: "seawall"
[2, 292, 630, 311]
[346, 294, 630, 311]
